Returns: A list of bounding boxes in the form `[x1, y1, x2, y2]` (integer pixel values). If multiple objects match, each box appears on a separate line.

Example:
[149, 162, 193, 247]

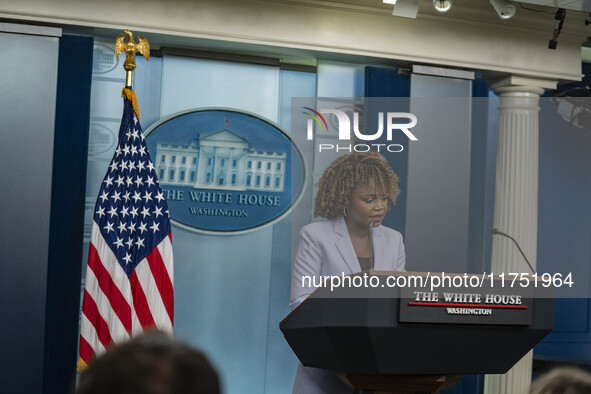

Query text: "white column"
[484, 77, 556, 394]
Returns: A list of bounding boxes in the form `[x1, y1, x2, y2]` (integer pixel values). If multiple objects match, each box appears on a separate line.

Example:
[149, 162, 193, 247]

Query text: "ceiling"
[336, 0, 590, 37]
[346, 0, 591, 12]
[517, 0, 591, 12]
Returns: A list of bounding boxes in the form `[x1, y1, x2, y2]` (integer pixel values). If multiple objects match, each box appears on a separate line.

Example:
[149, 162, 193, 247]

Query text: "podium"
[280, 271, 554, 393]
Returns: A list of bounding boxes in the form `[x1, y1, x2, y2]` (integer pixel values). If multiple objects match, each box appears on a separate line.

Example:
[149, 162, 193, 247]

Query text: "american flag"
[78, 89, 174, 370]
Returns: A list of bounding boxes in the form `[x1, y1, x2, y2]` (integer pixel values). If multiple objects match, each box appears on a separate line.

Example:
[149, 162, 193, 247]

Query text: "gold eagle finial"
[115, 30, 150, 87]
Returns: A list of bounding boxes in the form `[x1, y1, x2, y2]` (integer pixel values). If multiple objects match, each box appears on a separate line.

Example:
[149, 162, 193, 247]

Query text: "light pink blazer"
[290, 215, 406, 309]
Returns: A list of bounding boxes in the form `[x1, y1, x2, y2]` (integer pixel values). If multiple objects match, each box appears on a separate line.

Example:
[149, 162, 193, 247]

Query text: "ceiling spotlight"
[490, 0, 516, 20]
[391, 0, 419, 18]
[433, 0, 451, 13]
[383, 0, 397, 4]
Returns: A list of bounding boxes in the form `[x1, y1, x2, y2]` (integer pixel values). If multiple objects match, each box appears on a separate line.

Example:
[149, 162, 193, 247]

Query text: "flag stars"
[130, 206, 139, 218]
[103, 175, 114, 187]
[153, 206, 163, 218]
[107, 206, 118, 218]
[135, 176, 144, 188]
[104, 221, 114, 234]
[90, 101, 171, 278]
[99, 191, 109, 203]
[135, 237, 145, 248]
[141, 207, 151, 219]
[111, 191, 121, 203]
[150, 221, 160, 233]
[120, 205, 129, 218]
[96, 206, 106, 218]
[114, 237, 124, 248]
[145, 176, 155, 188]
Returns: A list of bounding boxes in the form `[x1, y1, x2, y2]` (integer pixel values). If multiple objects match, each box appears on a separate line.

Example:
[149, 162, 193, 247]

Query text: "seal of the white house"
[145, 108, 306, 234]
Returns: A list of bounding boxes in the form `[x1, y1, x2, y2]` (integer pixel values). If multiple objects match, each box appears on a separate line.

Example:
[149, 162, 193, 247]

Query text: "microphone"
[369, 221, 375, 271]
[490, 227, 535, 274]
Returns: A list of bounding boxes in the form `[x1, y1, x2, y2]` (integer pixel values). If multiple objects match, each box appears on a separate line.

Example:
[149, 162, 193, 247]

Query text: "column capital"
[491, 75, 557, 97]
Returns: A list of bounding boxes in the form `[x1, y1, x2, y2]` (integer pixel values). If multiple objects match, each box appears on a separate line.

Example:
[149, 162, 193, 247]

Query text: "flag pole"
[115, 29, 150, 89]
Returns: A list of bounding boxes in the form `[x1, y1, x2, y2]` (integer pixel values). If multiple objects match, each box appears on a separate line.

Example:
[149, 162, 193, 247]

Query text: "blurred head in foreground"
[530, 367, 591, 394]
[77, 331, 220, 394]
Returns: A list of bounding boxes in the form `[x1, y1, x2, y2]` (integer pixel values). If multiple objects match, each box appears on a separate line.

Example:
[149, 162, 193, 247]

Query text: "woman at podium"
[289, 151, 406, 394]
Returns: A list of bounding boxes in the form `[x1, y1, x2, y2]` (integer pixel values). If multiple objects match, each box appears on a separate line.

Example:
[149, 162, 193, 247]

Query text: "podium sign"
[399, 276, 534, 325]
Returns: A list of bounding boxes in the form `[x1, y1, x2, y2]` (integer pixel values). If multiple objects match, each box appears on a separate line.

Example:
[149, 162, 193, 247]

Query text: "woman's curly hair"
[314, 151, 400, 219]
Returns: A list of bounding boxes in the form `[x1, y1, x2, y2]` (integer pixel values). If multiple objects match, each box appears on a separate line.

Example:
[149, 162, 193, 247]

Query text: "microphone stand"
[490, 228, 535, 274]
